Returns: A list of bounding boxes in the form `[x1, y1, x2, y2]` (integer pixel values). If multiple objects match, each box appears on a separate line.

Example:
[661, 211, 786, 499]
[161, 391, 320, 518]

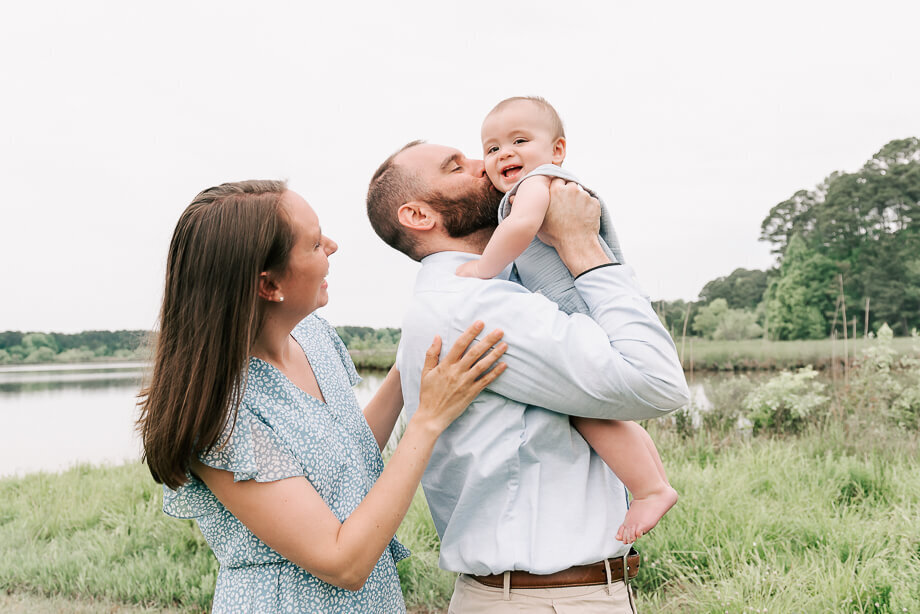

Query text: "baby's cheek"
[487, 175, 505, 192]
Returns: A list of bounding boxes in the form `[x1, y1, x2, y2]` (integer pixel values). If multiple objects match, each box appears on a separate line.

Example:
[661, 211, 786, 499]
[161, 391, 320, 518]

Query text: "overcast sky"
[3, 0, 919, 333]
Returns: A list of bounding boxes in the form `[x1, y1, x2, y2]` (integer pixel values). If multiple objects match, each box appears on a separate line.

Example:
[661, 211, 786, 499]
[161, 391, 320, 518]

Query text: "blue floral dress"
[163, 315, 409, 613]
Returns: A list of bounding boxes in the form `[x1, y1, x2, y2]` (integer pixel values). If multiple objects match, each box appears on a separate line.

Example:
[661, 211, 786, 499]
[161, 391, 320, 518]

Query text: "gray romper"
[498, 163, 624, 315]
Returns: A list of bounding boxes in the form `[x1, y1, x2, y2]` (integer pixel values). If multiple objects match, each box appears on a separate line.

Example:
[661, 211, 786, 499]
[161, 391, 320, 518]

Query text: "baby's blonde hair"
[487, 96, 565, 140]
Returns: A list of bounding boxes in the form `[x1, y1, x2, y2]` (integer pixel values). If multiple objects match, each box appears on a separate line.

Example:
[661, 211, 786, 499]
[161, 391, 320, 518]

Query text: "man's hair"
[366, 140, 426, 261]
[488, 96, 565, 140]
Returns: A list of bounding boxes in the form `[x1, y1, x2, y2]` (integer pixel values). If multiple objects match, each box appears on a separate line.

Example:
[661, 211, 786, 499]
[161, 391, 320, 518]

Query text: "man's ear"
[397, 201, 437, 231]
[257, 271, 282, 302]
[552, 137, 566, 165]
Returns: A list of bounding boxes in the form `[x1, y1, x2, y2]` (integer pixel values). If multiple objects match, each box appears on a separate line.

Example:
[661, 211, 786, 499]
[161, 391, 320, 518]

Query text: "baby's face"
[481, 100, 565, 193]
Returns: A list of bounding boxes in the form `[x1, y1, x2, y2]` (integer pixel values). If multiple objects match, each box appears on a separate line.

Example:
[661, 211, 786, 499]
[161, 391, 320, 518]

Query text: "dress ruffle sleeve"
[389, 539, 411, 563]
[163, 401, 304, 519]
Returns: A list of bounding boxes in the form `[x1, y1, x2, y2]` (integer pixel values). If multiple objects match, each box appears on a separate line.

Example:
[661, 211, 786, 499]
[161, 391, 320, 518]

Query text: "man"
[366, 142, 689, 612]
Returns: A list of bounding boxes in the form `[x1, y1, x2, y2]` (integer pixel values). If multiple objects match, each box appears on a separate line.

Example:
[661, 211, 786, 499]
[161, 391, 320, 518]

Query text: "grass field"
[2, 418, 917, 613]
[348, 337, 920, 373]
[677, 336, 917, 372]
[348, 348, 398, 371]
[5, 337, 916, 374]
[3, 334, 919, 613]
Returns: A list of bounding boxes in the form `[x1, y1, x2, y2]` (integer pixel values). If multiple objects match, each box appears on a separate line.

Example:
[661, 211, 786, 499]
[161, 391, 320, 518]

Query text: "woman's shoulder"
[292, 314, 361, 387]
[293, 313, 327, 335]
[292, 313, 338, 345]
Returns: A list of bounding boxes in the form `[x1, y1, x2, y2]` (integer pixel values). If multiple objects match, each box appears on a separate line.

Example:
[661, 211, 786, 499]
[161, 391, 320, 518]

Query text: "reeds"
[679, 337, 916, 372]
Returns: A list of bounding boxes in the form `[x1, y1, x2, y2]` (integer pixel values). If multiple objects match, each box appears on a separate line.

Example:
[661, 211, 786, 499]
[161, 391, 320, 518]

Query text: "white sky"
[2, 0, 919, 333]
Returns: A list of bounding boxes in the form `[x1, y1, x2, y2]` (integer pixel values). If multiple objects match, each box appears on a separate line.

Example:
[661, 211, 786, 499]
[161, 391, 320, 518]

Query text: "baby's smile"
[500, 164, 523, 183]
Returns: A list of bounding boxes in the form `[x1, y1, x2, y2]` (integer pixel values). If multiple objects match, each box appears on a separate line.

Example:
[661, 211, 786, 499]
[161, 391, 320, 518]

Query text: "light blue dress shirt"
[396, 251, 689, 576]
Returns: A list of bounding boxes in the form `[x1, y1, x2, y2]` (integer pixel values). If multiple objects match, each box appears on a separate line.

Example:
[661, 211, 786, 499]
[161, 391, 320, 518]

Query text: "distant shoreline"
[5, 337, 917, 373]
[0, 351, 398, 372]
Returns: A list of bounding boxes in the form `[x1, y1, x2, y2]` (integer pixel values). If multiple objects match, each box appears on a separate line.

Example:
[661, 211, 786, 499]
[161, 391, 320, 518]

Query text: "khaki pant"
[447, 573, 638, 613]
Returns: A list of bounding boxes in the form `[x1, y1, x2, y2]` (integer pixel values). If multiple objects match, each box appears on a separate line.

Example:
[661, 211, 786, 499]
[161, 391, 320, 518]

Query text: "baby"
[456, 96, 678, 543]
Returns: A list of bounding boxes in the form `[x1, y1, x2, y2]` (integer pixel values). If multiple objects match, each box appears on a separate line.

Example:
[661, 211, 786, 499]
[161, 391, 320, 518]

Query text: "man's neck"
[423, 228, 493, 258]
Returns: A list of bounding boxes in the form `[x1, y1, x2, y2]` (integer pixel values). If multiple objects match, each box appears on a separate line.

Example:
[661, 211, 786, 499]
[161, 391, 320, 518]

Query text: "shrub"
[849, 324, 920, 427]
[891, 386, 920, 428]
[742, 366, 829, 434]
[712, 309, 763, 341]
[702, 375, 755, 432]
[24, 346, 56, 363]
[55, 348, 97, 362]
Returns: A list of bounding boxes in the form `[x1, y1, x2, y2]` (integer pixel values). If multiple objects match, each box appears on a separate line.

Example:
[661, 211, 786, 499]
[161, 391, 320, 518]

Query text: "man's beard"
[425, 180, 501, 238]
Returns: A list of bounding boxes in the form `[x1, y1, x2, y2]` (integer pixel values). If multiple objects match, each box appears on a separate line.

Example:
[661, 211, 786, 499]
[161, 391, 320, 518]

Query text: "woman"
[137, 180, 506, 612]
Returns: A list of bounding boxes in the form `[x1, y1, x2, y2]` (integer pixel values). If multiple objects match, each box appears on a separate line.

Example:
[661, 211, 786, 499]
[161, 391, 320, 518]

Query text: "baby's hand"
[455, 260, 485, 278]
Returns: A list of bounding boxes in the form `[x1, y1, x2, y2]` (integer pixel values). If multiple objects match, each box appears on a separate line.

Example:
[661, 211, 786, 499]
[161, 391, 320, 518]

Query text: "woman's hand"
[414, 321, 507, 434]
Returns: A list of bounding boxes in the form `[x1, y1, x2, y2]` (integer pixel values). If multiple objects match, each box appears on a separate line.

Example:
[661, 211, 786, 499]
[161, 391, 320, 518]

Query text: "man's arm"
[450, 180, 689, 419]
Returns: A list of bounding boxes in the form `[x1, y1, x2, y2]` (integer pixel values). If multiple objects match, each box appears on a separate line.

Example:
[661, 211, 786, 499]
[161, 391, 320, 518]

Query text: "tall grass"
[346, 339, 920, 373]
[4, 423, 916, 613]
[394, 492, 456, 612]
[680, 336, 917, 371]
[348, 349, 397, 371]
[0, 464, 215, 613]
[634, 422, 920, 613]
[4, 338, 920, 613]
[0, 462, 446, 613]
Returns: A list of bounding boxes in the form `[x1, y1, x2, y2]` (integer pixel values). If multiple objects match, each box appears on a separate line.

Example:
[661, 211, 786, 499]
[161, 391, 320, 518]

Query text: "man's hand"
[537, 179, 611, 277]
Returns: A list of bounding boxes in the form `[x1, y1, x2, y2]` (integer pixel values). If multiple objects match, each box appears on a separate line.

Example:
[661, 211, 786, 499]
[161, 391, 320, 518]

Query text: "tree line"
[0, 327, 402, 365]
[0, 330, 149, 364]
[656, 137, 920, 341]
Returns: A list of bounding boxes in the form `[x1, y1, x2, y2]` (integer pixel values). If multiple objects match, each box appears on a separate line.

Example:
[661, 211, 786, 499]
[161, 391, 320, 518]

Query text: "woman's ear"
[397, 201, 437, 231]
[257, 271, 283, 303]
[552, 137, 567, 165]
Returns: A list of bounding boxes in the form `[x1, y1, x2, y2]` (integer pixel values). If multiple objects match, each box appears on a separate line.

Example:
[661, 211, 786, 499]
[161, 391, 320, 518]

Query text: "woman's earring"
[278, 296, 284, 302]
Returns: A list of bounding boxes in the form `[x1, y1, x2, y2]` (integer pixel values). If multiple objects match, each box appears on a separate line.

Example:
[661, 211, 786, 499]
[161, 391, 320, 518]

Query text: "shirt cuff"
[573, 262, 620, 281]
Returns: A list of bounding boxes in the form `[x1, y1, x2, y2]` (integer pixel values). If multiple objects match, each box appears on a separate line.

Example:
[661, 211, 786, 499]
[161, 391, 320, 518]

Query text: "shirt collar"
[419, 251, 513, 281]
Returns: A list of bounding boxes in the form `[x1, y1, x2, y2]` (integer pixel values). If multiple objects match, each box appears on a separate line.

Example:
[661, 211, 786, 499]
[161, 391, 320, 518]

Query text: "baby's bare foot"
[615, 486, 678, 543]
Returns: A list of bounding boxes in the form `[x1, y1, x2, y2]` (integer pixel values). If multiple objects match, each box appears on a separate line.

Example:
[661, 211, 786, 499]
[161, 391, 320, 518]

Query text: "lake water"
[0, 362, 386, 478]
[0, 362, 725, 478]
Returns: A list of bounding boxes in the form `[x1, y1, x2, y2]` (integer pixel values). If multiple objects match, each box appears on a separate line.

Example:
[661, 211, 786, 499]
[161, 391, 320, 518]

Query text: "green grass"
[0, 591, 182, 613]
[9, 338, 915, 374]
[0, 464, 216, 613]
[351, 338, 920, 372]
[4, 372, 919, 614]
[4, 423, 917, 613]
[0, 461, 446, 613]
[348, 349, 397, 371]
[633, 422, 920, 613]
[394, 493, 456, 613]
[679, 336, 918, 371]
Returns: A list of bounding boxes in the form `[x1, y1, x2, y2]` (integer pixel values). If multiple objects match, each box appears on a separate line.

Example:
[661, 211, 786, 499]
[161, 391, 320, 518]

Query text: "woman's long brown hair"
[137, 180, 293, 489]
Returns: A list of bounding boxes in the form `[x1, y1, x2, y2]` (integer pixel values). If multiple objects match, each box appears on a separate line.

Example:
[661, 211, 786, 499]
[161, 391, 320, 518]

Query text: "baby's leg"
[572, 417, 678, 544]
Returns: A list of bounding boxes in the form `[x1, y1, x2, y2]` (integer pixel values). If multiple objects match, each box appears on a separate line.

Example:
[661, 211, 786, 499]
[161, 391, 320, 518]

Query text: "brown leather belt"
[470, 549, 640, 590]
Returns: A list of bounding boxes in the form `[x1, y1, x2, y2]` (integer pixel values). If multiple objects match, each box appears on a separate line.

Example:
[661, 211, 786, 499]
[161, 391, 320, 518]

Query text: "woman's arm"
[455, 176, 551, 279]
[193, 322, 507, 592]
[363, 365, 403, 450]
